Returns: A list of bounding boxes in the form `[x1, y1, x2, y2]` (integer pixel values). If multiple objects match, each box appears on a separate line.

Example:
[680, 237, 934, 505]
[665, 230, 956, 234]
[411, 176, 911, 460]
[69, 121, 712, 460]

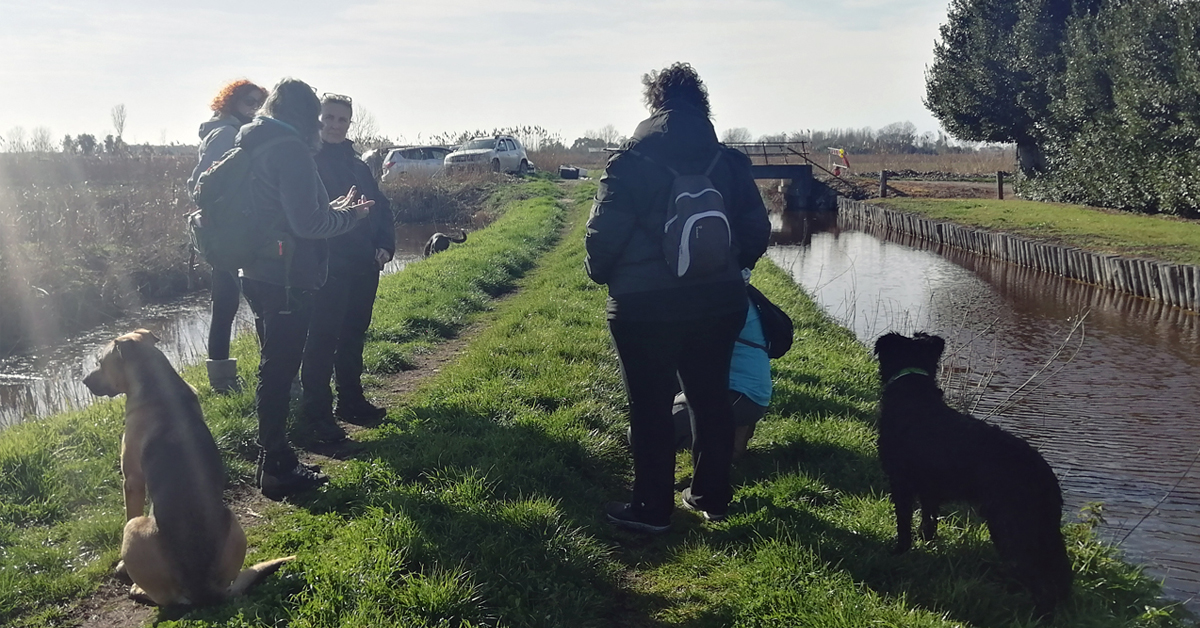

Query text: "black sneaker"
[604, 501, 670, 534]
[681, 487, 727, 522]
[258, 450, 329, 501]
[300, 413, 349, 445]
[335, 398, 388, 425]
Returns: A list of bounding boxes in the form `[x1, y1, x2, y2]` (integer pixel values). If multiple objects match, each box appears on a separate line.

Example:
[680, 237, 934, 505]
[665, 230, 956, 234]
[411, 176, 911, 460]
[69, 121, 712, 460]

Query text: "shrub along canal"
[768, 211, 1200, 610]
[0, 222, 467, 428]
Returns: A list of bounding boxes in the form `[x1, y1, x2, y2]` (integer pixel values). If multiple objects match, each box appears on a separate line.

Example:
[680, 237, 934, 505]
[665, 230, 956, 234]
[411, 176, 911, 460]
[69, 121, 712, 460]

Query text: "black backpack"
[188, 135, 296, 272]
[740, 285, 794, 359]
[631, 149, 732, 279]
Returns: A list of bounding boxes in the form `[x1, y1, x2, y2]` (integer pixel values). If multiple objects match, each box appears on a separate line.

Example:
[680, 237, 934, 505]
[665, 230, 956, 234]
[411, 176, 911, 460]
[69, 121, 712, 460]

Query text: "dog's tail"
[450, 230, 467, 243]
[226, 556, 296, 598]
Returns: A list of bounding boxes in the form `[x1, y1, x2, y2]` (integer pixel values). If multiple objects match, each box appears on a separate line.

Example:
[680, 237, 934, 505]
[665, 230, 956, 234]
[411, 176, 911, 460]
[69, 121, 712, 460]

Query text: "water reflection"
[0, 222, 458, 428]
[768, 213, 1200, 609]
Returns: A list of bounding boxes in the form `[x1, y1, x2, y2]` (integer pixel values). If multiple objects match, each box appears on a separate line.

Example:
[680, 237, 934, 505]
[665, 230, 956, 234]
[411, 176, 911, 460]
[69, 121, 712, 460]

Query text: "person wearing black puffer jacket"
[187, 79, 268, 394]
[235, 78, 373, 500]
[585, 63, 771, 533]
[298, 93, 396, 445]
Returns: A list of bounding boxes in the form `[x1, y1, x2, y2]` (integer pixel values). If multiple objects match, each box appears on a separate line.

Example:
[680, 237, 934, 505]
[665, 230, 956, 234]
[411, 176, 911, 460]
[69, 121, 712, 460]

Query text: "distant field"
[529, 147, 1018, 178]
[821, 149, 1016, 176]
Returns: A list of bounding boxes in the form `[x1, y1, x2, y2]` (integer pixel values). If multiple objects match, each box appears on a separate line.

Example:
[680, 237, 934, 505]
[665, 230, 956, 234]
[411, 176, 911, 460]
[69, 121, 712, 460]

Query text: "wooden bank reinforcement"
[838, 198, 1200, 314]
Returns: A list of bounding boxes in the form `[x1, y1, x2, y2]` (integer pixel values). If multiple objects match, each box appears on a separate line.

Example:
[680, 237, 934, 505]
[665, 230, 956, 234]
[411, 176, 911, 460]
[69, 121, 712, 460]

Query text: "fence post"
[997, 171, 1005, 200]
[879, 171, 888, 198]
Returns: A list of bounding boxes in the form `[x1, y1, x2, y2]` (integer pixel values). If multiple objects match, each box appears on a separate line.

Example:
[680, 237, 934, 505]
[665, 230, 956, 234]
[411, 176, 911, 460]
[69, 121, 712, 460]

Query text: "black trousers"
[241, 278, 313, 455]
[300, 271, 379, 416]
[208, 269, 241, 360]
[609, 306, 746, 521]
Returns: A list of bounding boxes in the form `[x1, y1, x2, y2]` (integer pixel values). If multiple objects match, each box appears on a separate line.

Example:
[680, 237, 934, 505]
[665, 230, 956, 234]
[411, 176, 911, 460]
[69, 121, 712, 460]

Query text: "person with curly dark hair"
[585, 62, 770, 533]
[187, 79, 268, 394]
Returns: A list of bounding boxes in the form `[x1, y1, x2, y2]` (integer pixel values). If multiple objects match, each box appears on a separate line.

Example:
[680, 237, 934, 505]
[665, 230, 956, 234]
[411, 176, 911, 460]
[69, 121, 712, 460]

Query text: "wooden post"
[997, 171, 1005, 200]
[879, 171, 888, 198]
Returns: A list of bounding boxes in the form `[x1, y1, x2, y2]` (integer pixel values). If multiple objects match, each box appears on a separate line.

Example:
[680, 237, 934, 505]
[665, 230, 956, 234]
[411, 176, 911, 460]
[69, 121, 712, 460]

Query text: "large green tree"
[1031, 0, 1200, 215]
[925, 0, 1099, 174]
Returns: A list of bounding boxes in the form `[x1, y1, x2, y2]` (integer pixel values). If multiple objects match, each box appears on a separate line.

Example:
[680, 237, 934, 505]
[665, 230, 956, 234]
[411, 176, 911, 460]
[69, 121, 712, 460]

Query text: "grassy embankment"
[876, 198, 1200, 267]
[0, 178, 1190, 627]
[0, 178, 564, 627]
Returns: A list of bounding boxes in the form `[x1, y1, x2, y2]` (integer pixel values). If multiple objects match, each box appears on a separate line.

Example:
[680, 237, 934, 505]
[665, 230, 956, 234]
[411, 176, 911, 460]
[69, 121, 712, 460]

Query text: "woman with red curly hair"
[187, 79, 268, 393]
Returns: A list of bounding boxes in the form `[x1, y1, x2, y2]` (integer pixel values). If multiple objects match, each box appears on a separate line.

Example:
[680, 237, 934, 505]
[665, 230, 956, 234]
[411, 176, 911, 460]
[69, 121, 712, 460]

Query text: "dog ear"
[874, 332, 907, 357]
[132, 329, 160, 344]
[914, 333, 946, 362]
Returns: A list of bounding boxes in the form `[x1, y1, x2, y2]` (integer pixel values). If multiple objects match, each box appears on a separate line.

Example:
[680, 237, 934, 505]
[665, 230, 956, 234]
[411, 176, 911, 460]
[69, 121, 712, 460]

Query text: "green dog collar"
[884, 367, 931, 388]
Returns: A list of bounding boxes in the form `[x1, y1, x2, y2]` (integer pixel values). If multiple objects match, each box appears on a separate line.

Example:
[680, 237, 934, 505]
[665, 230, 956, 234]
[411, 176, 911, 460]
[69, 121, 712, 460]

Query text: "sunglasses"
[322, 92, 353, 105]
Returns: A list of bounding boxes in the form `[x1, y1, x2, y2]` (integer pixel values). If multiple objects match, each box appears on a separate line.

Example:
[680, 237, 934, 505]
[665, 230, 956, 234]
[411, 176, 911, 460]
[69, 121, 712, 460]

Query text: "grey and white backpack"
[633, 150, 731, 279]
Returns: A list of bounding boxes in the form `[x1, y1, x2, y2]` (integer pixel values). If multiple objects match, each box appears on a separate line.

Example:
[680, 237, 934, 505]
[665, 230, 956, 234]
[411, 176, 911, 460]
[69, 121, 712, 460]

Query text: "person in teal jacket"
[672, 291, 771, 459]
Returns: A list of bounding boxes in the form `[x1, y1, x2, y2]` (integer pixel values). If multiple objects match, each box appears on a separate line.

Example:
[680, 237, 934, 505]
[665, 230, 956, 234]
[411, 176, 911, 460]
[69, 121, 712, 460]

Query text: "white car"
[443, 135, 530, 174]
[381, 146, 452, 181]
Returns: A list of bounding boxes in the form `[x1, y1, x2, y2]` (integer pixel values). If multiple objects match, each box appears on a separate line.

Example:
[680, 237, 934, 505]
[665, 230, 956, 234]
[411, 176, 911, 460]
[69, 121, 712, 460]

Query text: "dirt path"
[70, 326, 483, 628]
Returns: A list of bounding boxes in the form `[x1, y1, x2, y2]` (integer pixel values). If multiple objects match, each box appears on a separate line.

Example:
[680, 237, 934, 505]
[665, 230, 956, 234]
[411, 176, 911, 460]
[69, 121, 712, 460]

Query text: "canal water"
[0, 223, 457, 428]
[768, 212, 1200, 610]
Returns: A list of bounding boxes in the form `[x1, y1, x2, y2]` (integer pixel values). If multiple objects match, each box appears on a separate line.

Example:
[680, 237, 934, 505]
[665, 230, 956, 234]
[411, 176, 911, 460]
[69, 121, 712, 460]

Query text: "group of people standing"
[188, 79, 393, 500]
[186, 64, 773, 523]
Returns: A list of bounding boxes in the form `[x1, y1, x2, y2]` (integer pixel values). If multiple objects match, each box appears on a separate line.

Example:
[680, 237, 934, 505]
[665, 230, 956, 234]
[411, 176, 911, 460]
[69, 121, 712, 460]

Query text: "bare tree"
[721, 127, 753, 143]
[31, 126, 55, 152]
[597, 123, 622, 146]
[111, 103, 127, 139]
[5, 126, 28, 152]
[62, 135, 77, 153]
[348, 105, 381, 145]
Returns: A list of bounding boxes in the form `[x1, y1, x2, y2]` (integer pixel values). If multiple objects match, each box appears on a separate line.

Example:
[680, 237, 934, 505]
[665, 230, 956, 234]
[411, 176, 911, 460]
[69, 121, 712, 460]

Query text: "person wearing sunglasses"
[187, 79, 268, 394]
[297, 92, 395, 445]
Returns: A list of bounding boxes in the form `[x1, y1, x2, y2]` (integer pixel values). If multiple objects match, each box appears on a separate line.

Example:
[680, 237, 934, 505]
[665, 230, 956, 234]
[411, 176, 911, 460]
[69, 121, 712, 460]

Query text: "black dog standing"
[874, 332, 1073, 618]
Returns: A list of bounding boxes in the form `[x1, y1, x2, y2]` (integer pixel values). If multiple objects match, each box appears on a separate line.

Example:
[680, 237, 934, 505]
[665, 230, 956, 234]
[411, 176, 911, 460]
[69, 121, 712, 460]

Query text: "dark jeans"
[609, 307, 746, 521]
[208, 269, 241, 360]
[301, 271, 379, 416]
[241, 278, 313, 455]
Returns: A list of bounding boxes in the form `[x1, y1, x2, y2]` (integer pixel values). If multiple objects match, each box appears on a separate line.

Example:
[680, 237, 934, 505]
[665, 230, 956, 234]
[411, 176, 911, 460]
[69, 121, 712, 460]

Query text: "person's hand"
[374, 248, 392, 270]
[331, 185, 374, 219]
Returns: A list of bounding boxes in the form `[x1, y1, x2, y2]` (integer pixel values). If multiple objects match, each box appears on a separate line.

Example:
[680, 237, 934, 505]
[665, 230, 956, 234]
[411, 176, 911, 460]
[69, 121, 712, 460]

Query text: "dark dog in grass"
[423, 230, 467, 257]
[874, 332, 1072, 618]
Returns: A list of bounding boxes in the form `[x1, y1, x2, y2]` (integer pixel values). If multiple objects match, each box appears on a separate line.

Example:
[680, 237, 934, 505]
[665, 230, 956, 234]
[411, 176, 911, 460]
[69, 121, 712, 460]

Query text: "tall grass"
[526, 147, 609, 173]
[0, 153, 196, 353]
[381, 169, 511, 224]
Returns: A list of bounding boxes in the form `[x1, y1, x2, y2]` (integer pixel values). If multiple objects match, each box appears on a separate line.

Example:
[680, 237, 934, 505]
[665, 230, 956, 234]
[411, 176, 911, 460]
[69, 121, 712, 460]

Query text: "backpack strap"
[627, 148, 679, 177]
[736, 337, 769, 352]
[703, 150, 722, 176]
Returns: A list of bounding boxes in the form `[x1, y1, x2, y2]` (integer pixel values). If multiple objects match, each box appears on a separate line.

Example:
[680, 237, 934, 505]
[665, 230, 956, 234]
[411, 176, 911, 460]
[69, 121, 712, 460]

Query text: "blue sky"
[0, 0, 951, 146]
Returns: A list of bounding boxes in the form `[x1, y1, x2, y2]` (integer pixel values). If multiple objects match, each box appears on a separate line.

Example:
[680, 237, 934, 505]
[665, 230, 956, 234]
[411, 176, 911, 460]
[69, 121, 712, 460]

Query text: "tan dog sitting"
[83, 329, 294, 606]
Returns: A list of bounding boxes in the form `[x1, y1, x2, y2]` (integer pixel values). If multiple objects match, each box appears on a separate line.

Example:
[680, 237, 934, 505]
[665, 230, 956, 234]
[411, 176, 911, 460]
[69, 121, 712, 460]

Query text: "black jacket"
[584, 101, 771, 321]
[235, 117, 360, 291]
[314, 140, 396, 277]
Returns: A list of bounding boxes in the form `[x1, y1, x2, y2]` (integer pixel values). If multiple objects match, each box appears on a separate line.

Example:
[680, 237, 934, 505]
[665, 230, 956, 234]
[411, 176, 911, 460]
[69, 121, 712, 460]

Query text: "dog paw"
[128, 584, 155, 606]
[113, 560, 132, 584]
